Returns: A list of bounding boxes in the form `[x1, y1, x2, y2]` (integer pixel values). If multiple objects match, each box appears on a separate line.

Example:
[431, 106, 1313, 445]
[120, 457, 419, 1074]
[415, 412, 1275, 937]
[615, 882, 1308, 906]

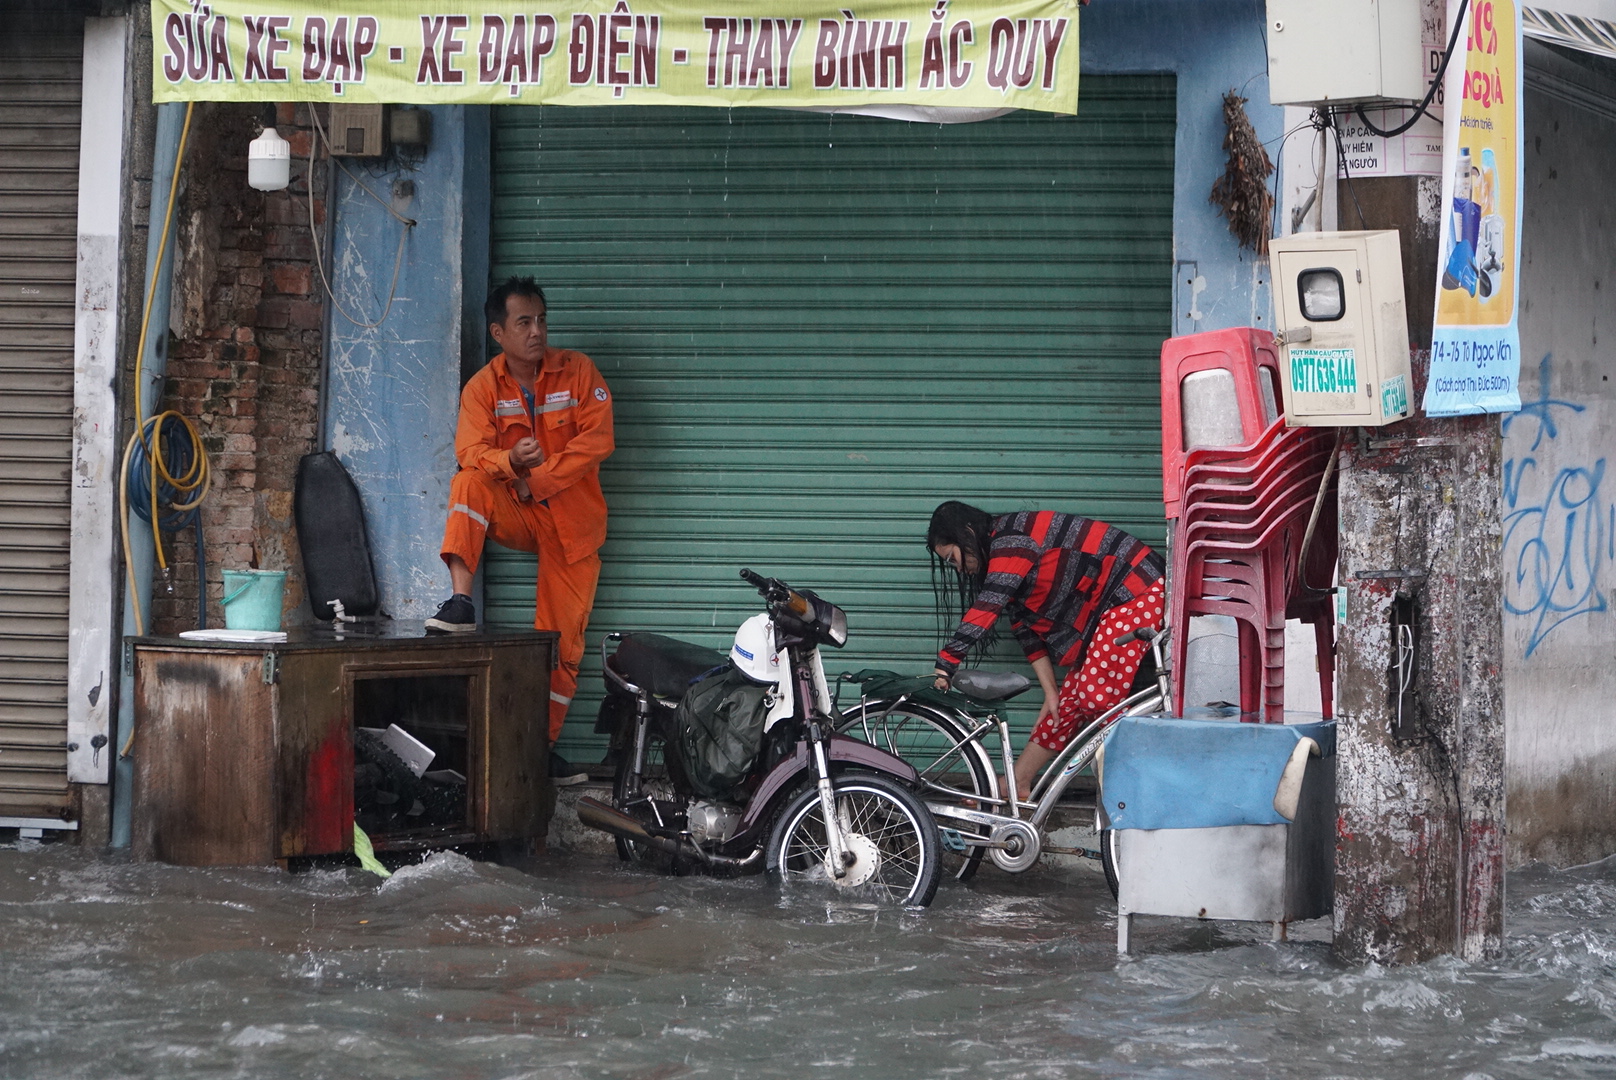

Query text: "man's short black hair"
[485, 276, 547, 327]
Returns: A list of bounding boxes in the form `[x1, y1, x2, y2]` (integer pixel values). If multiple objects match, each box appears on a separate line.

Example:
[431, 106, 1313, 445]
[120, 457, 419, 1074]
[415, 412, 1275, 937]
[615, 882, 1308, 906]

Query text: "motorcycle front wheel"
[835, 702, 993, 882]
[765, 773, 941, 909]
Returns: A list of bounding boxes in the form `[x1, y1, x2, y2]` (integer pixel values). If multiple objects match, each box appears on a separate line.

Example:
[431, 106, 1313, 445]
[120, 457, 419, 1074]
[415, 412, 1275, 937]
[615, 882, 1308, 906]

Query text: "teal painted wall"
[1083, 0, 1284, 336]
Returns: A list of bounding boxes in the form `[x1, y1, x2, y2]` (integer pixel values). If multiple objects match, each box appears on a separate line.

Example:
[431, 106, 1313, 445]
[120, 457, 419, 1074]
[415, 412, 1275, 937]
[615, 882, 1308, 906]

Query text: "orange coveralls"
[440, 349, 615, 743]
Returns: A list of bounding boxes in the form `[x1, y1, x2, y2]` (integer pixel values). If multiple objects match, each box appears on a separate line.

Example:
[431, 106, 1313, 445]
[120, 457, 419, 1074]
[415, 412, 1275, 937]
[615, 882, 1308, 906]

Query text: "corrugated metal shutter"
[486, 79, 1176, 761]
[0, 20, 82, 814]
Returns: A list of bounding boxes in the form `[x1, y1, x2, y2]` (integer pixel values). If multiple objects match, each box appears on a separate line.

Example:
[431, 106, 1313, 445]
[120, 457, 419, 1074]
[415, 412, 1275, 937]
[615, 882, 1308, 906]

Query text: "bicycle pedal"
[940, 829, 968, 854]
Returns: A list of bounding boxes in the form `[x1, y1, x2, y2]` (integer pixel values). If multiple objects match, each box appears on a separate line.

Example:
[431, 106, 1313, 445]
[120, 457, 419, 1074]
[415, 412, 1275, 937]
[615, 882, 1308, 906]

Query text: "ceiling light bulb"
[248, 126, 291, 192]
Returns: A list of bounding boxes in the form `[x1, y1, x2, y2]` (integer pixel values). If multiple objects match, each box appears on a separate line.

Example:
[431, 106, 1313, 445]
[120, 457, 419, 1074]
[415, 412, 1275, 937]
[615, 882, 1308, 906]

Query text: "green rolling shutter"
[486, 78, 1175, 761]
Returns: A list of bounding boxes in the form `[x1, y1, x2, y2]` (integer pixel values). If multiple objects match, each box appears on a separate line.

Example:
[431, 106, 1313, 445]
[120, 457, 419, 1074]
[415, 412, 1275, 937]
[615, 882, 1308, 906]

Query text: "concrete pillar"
[323, 107, 469, 620]
[1331, 175, 1506, 964]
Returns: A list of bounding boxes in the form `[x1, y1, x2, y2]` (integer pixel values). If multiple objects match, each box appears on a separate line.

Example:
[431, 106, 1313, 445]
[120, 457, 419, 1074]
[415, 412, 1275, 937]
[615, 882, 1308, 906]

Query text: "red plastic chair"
[1159, 335, 1338, 724]
[1160, 328, 1284, 518]
[1180, 414, 1290, 473]
[1177, 497, 1317, 628]
[1179, 426, 1330, 498]
[1170, 462, 1337, 723]
[1180, 459, 1331, 532]
[1175, 423, 1328, 525]
[1175, 513, 1316, 722]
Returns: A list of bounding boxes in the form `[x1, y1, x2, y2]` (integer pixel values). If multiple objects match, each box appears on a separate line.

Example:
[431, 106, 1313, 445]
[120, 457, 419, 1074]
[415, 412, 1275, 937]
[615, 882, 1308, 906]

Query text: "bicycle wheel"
[610, 720, 683, 866]
[765, 773, 942, 908]
[837, 702, 994, 882]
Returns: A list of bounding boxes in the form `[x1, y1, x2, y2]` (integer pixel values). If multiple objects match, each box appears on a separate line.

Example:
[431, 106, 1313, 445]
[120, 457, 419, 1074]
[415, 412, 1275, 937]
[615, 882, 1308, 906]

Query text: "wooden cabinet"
[131, 626, 557, 867]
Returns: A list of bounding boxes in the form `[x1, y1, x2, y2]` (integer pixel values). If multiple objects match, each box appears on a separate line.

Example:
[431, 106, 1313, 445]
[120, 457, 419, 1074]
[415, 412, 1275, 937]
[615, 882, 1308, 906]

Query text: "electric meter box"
[1270, 230, 1412, 428]
[328, 103, 386, 157]
[1266, 0, 1426, 106]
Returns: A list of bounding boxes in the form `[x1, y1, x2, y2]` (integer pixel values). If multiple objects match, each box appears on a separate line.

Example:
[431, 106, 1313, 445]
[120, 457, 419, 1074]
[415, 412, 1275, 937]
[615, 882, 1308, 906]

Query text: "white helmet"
[730, 613, 784, 685]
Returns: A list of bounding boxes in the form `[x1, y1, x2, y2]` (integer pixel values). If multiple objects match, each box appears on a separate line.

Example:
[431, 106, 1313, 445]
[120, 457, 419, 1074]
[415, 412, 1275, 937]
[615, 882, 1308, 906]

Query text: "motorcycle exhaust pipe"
[575, 797, 764, 872]
[577, 796, 670, 847]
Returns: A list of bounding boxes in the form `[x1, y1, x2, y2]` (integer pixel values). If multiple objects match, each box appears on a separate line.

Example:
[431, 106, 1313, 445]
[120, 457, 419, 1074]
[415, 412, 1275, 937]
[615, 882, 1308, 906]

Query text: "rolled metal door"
[486, 81, 1176, 760]
[0, 19, 82, 816]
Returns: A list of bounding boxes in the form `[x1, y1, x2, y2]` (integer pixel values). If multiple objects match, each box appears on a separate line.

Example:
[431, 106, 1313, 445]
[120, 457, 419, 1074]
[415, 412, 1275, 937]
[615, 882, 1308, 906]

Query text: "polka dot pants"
[1029, 580, 1165, 753]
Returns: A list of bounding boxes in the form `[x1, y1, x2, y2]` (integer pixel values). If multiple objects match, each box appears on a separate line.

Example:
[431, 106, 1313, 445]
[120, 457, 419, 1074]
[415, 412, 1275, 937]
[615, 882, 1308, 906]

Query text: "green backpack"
[673, 664, 776, 801]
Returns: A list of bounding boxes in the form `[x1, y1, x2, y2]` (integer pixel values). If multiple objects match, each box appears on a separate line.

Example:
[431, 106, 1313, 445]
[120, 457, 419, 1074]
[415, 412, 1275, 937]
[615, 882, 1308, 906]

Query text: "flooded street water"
[2, 841, 1615, 1079]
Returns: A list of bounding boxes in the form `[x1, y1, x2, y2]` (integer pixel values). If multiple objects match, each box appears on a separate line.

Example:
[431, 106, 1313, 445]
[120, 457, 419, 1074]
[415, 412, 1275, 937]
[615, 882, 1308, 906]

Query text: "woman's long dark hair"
[925, 501, 998, 656]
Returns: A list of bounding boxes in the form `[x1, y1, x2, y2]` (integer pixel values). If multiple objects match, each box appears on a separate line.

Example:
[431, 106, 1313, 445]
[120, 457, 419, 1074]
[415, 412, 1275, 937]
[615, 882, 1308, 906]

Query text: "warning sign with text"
[1335, 0, 1448, 177]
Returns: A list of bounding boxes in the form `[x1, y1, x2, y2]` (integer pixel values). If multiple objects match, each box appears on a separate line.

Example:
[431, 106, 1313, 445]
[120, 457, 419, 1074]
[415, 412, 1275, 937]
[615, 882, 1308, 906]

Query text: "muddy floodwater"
[2, 841, 1616, 1079]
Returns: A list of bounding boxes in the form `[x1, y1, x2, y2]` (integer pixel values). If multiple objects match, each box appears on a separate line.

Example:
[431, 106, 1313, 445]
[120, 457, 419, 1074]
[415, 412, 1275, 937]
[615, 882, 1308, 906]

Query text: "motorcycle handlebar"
[739, 568, 813, 618]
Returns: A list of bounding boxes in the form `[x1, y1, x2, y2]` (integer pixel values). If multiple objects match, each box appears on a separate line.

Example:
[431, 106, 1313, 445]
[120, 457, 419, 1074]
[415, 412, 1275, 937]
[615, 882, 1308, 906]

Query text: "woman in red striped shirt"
[927, 501, 1165, 801]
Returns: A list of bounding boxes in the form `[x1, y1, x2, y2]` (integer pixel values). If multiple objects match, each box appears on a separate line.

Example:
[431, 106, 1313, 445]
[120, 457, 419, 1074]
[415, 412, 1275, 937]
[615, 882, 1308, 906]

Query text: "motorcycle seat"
[610, 633, 728, 699]
[951, 669, 1034, 702]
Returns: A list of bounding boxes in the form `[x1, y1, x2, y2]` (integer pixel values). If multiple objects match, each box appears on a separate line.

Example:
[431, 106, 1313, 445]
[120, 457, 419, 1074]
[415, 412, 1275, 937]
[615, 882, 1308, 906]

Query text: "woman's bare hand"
[932, 668, 952, 691]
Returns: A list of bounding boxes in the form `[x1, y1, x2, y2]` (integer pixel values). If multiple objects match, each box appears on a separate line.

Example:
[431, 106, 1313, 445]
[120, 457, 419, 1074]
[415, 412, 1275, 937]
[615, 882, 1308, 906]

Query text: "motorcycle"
[576, 569, 943, 908]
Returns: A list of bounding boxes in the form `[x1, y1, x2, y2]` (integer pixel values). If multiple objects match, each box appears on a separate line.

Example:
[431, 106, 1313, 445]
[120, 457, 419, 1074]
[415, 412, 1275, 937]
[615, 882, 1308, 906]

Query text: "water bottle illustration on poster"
[1440, 144, 1506, 301]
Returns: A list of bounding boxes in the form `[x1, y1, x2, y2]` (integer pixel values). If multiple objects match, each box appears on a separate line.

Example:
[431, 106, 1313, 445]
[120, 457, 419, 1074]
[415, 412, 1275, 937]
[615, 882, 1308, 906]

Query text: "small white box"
[1266, 0, 1427, 107]
[1270, 230, 1413, 427]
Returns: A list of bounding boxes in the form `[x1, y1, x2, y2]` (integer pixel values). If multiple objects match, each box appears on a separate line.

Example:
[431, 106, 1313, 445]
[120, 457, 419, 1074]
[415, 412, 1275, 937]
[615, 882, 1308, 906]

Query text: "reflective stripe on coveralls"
[450, 503, 489, 528]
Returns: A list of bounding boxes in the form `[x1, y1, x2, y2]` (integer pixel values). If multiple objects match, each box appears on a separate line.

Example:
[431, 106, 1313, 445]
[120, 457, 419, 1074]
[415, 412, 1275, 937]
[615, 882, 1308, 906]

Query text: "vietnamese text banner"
[150, 0, 1081, 114]
[1424, 0, 1524, 417]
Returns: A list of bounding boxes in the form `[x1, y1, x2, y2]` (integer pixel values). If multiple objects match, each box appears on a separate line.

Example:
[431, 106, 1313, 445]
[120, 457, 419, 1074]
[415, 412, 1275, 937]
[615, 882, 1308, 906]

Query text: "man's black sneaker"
[549, 752, 589, 787]
[425, 594, 476, 633]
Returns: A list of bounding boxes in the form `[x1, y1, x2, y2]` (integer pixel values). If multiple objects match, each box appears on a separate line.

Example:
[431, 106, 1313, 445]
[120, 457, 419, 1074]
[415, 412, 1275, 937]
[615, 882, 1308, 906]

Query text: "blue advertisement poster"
[1423, 0, 1524, 417]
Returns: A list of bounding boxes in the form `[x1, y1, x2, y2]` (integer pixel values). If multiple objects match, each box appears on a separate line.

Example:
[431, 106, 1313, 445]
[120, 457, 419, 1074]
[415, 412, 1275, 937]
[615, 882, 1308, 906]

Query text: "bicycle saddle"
[610, 633, 727, 698]
[951, 670, 1034, 702]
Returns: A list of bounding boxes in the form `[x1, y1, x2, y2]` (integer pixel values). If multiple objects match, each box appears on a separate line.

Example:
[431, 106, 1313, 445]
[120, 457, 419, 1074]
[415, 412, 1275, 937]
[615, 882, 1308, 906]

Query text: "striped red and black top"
[936, 511, 1164, 675]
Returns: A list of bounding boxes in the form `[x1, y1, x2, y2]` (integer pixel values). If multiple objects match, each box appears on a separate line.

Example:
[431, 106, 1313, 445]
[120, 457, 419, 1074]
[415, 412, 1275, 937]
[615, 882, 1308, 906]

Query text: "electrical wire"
[1327, 0, 1476, 228]
[309, 104, 417, 227]
[1395, 621, 1415, 731]
[1357, 0, 1472, 138]
[1296, 110, 1333, 232]
[303, 104, 416, 329]
[121, 102, 201, 637]
[1328, 107, 1369, 228]
[1267, 117, 1325, 242]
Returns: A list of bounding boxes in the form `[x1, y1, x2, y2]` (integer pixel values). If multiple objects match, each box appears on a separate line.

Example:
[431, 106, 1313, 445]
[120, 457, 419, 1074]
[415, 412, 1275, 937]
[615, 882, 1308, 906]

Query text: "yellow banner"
[151, 0, 1080, 113]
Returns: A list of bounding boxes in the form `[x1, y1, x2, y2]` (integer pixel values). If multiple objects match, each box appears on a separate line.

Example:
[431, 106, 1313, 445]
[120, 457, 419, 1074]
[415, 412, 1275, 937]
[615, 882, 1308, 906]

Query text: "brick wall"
[148, 102, 327, 635]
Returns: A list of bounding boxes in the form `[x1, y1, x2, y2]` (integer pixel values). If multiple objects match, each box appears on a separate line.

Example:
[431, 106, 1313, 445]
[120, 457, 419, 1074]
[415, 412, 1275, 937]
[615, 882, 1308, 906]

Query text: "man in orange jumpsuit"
[427, 277, 614, 785]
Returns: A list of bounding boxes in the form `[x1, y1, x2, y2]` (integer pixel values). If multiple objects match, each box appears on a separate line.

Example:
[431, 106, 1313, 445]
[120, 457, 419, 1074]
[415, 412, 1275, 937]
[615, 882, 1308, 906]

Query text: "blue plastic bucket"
[220, 569, 287, 631]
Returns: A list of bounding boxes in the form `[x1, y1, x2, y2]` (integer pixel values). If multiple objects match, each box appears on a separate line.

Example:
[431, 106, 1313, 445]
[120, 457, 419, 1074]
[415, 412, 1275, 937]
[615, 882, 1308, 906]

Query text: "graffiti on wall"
[1501, 354, 1613, 658]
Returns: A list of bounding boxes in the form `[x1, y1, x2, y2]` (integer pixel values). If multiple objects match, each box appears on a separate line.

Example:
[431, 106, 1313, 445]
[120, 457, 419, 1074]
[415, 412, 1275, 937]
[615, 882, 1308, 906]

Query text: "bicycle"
[833, 626, 1172, 890]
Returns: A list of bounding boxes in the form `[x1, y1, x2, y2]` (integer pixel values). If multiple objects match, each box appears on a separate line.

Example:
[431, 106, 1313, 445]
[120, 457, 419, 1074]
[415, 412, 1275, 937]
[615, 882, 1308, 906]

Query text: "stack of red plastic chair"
[1158, 329, 1337, 724]
[1160, 328, 1283, 520]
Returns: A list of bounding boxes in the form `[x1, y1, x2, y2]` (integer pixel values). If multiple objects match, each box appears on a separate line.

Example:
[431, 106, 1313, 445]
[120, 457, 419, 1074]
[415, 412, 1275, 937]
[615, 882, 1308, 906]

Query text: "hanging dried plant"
[1209, 90, 1274, 255]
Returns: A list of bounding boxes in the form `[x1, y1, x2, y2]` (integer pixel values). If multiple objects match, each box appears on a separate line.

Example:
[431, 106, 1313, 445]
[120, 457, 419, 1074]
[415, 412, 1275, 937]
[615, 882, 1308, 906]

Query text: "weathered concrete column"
[1331, 176, 1506, 964]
